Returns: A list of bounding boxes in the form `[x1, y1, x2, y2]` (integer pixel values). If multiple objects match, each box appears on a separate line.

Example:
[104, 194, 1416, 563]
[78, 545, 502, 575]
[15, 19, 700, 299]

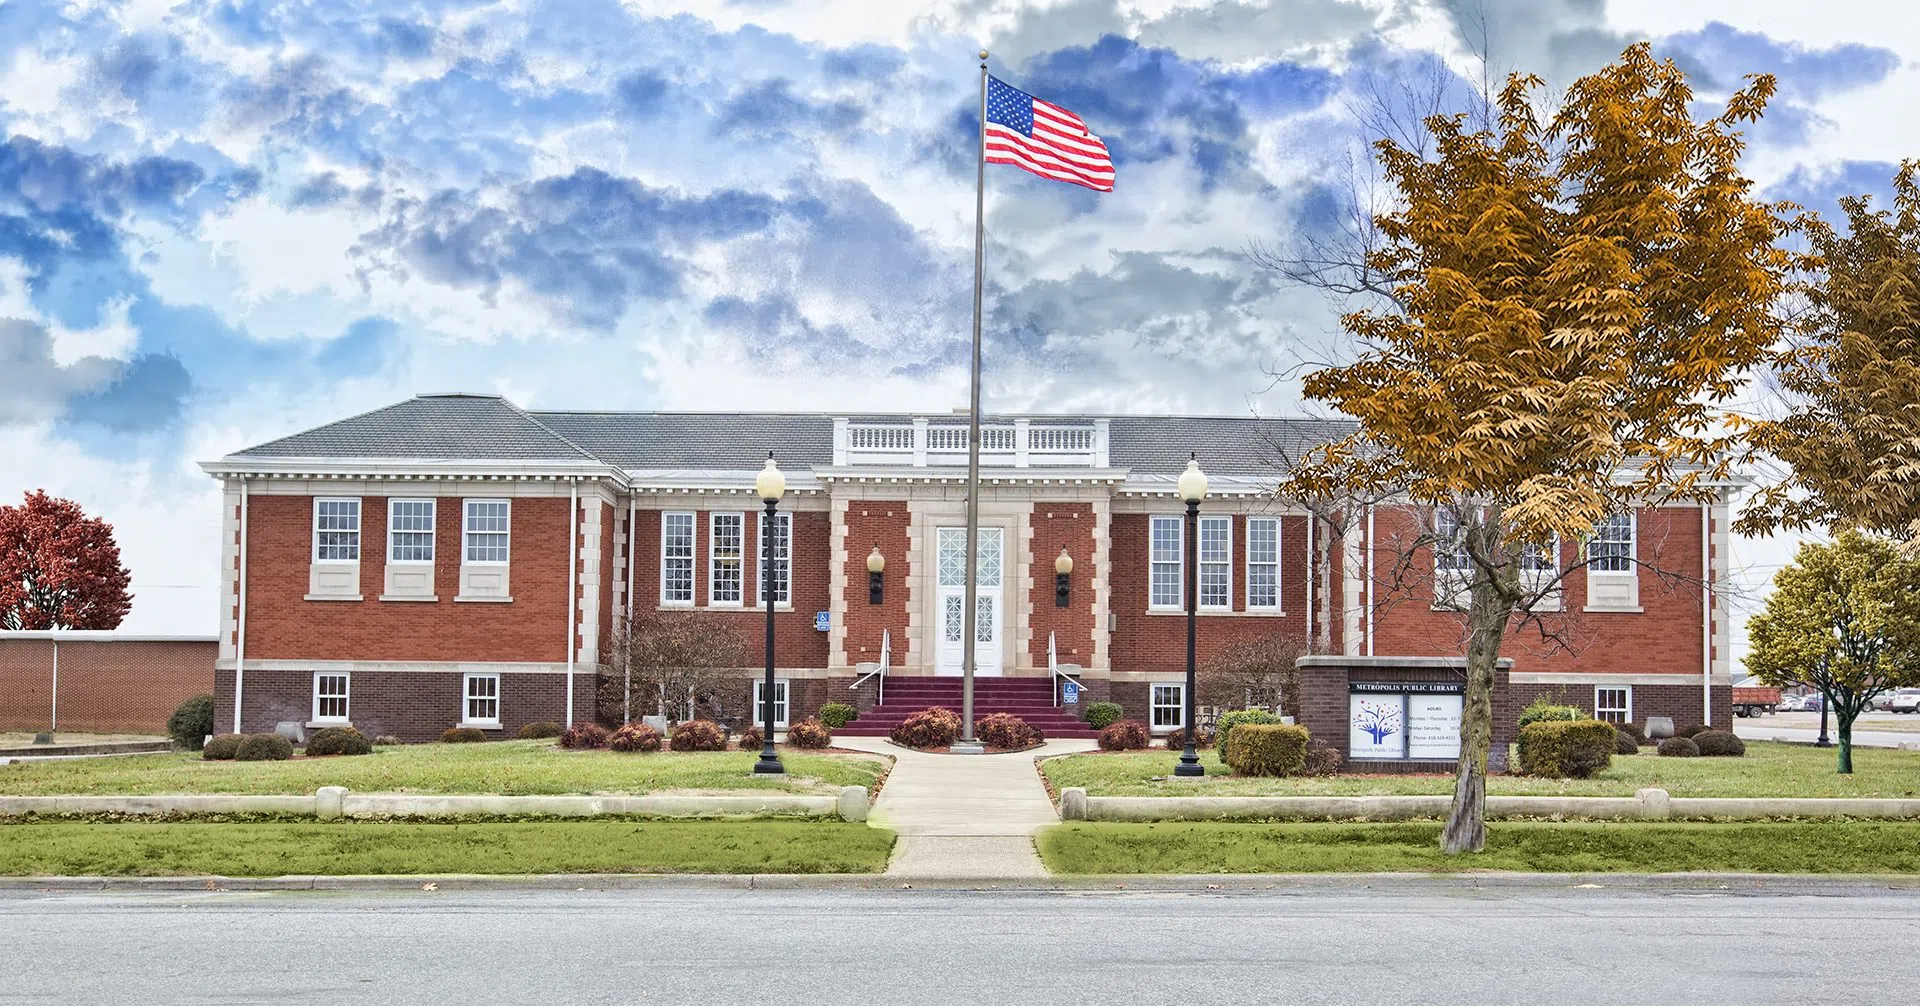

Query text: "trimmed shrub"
[669, 719, 728, 752]
[1676, 724, 1710, 739]
[1223, 723, 1310, 777]
[440, 726, 486, 744]
[787, 718, 833, 749]
[1216, 709, 1284, 766]
[890, 707, 961, 749]
[1081, 701, 1121, 730]
[167, 694, 215, 751]
[1516, 719, 1617, 778]
[372, 735, 401, 747]
[818, 703, 859, 729]
[305, 726, 373, 757]
[559, 723, 610, 750]
[975, 713, 1040, 749]
[517, 721, 562, 740]
[1615, 729, 1640, 755]
[1517, 697, 1583, 730]
[202, 733, 243, 761]
[737, 725, 764, 752]
[1164, 725, 1215, 751]
[1693, 730, 1746, 757]
[1615, 721, 1647, 746]
[1658, 736, 1701, 757]
[1303, 742, 1343, 776]
[234, 733, 293, 762]
[609, 722, 664, 753]
[1097, 719, 1150, 751]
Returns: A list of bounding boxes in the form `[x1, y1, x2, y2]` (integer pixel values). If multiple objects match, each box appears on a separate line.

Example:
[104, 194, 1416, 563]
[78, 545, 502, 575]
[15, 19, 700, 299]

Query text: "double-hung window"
[754, 678, 789, 729]
[1433, 508, 1470, 575]
[1594, 686, 1632, 725]
[313, 499, 361, 561]
[388, 499, 435, 563]
[1150, 682, 1185, 731]
[710, 513, 744, 605]
[755, 511, 791, 607]
[1246, 516, 1280, 610]
[1149, 516, 1183, 609]
[660, 512, 695, 605]
[464, 500, 511, 563]
[464, 673, 501, 727]
[313, 672, 350, 723]
[1198, 516, 1231, 610]
[1587, 513, 1634, 572]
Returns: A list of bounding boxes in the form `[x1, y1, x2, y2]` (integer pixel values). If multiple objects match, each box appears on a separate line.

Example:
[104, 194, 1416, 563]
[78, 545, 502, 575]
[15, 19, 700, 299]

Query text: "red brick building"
[201, 394, 1733, 742]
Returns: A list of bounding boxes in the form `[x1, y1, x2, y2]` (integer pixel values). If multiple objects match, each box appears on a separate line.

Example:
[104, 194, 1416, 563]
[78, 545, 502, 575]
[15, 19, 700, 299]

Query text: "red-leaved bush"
[889, 707, 961, 748]
[737, 724, 764, 752]
[974, 713, 1041, 749]
[559, 723, 610, 750]
[608, 722, 663, 753]
[787, 718, 832, 749]
[669, 719, 727, 751]
[1097, 719, 1150, 751]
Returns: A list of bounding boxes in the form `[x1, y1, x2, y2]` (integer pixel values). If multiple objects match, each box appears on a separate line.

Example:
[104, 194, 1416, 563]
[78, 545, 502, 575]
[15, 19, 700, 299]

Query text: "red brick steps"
[832, 677, 1102, 739]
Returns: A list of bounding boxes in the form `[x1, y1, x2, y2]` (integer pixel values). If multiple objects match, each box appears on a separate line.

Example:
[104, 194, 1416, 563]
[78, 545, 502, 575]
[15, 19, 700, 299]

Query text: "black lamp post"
[753, 454, 786, 775]
[1175, 454, 1209, 778]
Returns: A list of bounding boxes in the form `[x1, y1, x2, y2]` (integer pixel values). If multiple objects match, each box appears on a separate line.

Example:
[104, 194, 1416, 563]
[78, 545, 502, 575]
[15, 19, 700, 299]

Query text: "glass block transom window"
[1587, 513, 1634, 572]
[388, 499, 435, 562]
[1198, 516, 1230, 609]
[1151, 682, 1185, 730]
[313, 673, 349, 722]
[465, 674, 500, 725]
[936, 528, 1002, 588]
[710, 513, 744, 604]
[1149, 516, 1183, 608]
[661, 512, 694, 604]
[314, 499, 361, 561]
[464, 500, 510, 563]
[944, 594, 964, 642]
[1246, 517, 1280, 609]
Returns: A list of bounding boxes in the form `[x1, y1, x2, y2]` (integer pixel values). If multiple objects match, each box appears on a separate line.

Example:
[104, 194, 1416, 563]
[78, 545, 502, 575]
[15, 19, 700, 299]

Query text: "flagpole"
[956, 48, 989, 754]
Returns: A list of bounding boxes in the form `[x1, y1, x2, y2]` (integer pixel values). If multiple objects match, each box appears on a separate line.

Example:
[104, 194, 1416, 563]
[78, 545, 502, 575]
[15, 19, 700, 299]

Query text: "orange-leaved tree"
[1280, 44, 1790, 853]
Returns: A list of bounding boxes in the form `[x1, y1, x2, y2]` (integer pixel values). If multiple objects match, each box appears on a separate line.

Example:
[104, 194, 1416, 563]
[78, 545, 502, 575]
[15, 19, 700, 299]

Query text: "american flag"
[984, 75, 1114, 192]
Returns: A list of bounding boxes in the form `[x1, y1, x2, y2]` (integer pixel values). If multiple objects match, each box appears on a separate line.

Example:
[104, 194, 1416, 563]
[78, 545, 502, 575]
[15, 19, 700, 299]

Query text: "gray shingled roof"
[229, 395, 1357, 475]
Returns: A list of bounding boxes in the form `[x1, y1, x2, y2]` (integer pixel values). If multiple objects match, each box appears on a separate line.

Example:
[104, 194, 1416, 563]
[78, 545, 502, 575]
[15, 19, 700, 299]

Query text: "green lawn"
[0, 819, 894, 876]
[0, 740, 888, 797]
[1037, 821, 1920, 875]
[1041, 741, 1920, 799]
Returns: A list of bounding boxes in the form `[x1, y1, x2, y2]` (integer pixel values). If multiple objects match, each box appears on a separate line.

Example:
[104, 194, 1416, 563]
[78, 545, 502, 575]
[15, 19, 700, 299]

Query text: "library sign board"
[1348, 681, 1464, 761]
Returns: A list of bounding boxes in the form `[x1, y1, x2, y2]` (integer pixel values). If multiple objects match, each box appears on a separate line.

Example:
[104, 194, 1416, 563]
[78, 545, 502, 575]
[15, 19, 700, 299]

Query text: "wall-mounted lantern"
[867, 546, 886, 605]
[1054, 547, 1073, 608]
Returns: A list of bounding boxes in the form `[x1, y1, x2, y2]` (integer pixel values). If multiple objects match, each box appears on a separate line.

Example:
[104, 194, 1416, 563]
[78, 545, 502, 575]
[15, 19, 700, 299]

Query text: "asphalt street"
[5, 886, 1919, 1005]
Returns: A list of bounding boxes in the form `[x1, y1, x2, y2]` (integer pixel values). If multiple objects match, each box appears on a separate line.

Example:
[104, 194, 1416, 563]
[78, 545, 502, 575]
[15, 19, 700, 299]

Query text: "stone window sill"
[1583, 605, 1645, 614]
[457, 721, 501, 730]
[454, 595, 514, 603]
[379, 594, 439, 603]
[306, 720, 352, 729]
[304, 594, 363, 602]
[1143, 608, 1281, 618]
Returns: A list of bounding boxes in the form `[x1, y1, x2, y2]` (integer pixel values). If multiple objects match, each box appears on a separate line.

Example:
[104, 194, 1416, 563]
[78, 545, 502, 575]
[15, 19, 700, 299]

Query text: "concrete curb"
[1060, 788, 1920, 822]
[2, 871, 1916, 894]
[0, 786, 871, 822]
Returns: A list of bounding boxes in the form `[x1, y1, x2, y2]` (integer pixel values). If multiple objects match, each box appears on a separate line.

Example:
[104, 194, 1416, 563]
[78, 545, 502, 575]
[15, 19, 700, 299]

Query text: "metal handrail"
[850, 629, 890, 706]
[1048, 631, 1084, 707]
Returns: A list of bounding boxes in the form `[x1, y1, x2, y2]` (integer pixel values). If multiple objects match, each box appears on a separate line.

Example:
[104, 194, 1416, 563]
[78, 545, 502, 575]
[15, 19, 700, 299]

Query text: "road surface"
[1736, 713, 1920, 749]
[5, 886, 1917, 1004]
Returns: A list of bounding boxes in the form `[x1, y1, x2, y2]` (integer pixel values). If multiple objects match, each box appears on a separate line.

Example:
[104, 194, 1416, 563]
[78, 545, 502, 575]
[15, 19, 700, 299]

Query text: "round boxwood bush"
[1657, 736, 1701, 757]
[306, 726, 372, 757]
[559, 723, 610, 749]
[202, 733, 243, 761]
[818, 702, 858, 729]
[440, 726, 487, 744]
[1216, 709, 1284, 766]
[167, 694, 215, 751]
[669, 719, 728, 752]
[517, 721, 562, 740]
[787, 718, 833, 749]
[1083, 701, 1123, 730]
[1517, 698, 1582, 730]
[1615, 721, 1648, 746]
[235, 733, 293, 761]
[1516, 719, 1616, 778]
[608, 722, 663, 753]
[736, 724, 764, 752]
[1676, 724, 1709, 739]
[1692, 729, 1746, 757]
[889, 707, 961, 749]
[1223, 723, 1310, 777]
[1097, 719, 1150, 751]
[1615, 729, 1640, 755]
[974, 713, 1040, 749]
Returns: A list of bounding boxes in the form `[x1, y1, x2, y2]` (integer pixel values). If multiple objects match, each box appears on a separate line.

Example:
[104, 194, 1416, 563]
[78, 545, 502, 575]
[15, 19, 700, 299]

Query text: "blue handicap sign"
[814, 611, 831, 632]
[1062, 681, 1081, 704]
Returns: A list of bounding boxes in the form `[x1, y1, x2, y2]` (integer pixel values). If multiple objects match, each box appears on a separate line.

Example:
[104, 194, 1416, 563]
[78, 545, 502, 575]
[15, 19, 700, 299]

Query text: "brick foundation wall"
[0, 639, 215, 734]
[1510, 680, 1730, 733]
[215, 667, 593, 743]
[843, 501, 909, 668]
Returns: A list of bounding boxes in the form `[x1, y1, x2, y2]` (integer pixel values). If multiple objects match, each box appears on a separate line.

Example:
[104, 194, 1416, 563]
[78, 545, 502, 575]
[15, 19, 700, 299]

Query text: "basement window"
[1151, 682, 1185, 732]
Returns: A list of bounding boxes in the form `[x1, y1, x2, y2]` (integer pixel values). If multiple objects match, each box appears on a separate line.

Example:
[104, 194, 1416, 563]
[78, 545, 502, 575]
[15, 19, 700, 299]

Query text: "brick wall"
[1028, 503, 1097, 668]
[0, 638, 215, 733]
[1510, 680, 1730, 733]
[1108, 512, 1310, 673]
[629, 506, 832, 668]
[843, 501, 909, 668]
[243, 494, 572, 663]
[214, 667, 591, 743]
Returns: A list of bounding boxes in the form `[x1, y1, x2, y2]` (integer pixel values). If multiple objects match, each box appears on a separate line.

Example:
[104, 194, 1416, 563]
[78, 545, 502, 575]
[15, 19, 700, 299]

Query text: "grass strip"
[1040, 741, 1920, 799]
[1036, 820, 1920, 874]
[0, 741, 887, 797]
[0, 819, 895, 876]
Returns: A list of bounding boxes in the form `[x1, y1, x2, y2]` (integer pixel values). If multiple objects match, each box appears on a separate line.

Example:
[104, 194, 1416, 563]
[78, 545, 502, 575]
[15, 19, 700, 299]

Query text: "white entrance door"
[935, 526, 1003, 676]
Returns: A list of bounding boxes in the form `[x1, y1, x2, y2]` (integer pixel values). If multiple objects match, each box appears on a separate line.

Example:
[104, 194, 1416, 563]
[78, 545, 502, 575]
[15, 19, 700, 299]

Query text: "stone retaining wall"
[1058, 787, 1920, 822]
[0, 786, 870, 822]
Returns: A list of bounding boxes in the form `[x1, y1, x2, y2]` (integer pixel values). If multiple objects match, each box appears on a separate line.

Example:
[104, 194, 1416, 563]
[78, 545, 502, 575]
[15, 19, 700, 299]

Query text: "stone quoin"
[199, 394, 1734, 745]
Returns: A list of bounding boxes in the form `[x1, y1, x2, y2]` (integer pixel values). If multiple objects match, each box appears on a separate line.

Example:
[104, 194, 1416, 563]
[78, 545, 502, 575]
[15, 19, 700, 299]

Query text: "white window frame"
[1150, 682, 1185, 731]
[754, 678, 790, 729]
[387, 498, 436, 564]
[313, 498, 361, 562]
[1520, 534, 1561, 574]
[312, 672, 350, 724]
[1433, 508, 1471, 574]
[660, 511, 695, 605]
[1594, 685, 1632, 725]
[755, 511, 792, 608]
[1198, 515, 1232, 611]
[1245, 516, 1281, 611]
[1586, 512, 1636, 574]
[463, 672, 501, 727]
[1149, 515, 1183, 610]
[463, 499, 511, 564]
[709, 512, 745, 606]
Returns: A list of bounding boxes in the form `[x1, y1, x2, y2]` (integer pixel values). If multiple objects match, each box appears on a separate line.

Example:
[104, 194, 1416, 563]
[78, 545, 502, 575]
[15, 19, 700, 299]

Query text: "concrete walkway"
[837, 736, 1096, 878]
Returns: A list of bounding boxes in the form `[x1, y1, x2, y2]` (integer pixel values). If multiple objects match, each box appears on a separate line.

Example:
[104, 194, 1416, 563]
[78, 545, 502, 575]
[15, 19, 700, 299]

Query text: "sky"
[0, 0, 1908, 662]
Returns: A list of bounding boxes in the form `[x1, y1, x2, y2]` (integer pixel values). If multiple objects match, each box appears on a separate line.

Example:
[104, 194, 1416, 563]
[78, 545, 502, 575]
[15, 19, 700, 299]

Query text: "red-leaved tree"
[0, 491, 133, 630]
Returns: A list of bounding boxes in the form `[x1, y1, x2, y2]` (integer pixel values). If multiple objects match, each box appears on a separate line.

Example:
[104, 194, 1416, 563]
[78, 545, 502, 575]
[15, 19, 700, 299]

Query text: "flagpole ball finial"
[978, 49, 988, 61]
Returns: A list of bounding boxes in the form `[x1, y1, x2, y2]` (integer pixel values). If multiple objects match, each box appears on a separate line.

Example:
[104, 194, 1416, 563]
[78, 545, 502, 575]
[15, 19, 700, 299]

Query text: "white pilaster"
[828, 496, 849, 668]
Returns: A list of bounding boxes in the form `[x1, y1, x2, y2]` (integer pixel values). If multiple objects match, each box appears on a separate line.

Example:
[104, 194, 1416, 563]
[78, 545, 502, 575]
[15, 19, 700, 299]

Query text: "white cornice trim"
[3, 631, 218, 642]
[200, 456, 626, 485]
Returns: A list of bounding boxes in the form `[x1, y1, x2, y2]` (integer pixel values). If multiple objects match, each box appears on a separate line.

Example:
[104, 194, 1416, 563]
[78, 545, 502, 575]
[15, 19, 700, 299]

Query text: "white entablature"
[832, 417, 1110, 468]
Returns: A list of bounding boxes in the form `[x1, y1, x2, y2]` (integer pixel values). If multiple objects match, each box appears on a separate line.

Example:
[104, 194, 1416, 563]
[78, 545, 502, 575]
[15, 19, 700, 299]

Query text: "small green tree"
[1745, 531, 1920, 773]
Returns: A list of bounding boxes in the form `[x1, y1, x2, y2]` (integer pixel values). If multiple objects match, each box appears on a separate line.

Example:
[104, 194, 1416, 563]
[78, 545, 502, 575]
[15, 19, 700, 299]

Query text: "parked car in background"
[1891, 689, 1920, 714]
